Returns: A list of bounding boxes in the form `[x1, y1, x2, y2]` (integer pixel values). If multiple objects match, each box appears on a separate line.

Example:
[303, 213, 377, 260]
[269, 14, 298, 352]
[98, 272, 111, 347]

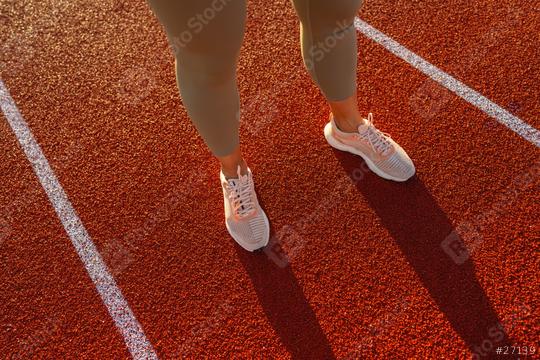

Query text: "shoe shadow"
[233, 220, 336, 359]
[330, 148, 519, 357]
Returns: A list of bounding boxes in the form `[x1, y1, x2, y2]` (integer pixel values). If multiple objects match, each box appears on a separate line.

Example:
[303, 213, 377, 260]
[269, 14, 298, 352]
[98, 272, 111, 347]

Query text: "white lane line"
[0, 79, 158, 360]
[354, 18, 540, 148]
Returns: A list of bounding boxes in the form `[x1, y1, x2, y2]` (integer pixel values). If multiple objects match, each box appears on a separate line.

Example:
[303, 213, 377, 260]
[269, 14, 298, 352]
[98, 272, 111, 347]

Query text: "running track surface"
[1, 0, 539, 358]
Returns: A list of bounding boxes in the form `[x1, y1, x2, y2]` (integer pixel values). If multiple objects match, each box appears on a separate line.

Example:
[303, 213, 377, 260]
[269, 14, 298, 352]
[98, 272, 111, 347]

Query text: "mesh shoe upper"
[328, 113, 415, 181]
[220, 166, 269, 251]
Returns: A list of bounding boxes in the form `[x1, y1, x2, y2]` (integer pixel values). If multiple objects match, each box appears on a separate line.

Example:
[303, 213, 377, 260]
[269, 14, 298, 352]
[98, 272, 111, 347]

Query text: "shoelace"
[360, 113, 393, 156]
[226, 170, 256, 218]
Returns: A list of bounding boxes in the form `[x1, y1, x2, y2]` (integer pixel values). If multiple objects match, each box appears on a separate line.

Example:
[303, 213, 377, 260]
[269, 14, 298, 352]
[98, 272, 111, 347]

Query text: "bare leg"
[217, 145, 248, 179]
[147, 0, 247, 165]
[290, 0, 365, 132]
[328, 93, 365, 133]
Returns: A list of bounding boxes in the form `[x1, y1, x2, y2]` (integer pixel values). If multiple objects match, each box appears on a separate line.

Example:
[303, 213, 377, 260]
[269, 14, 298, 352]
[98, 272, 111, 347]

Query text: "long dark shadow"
[332, 149, 519, 359]
[233, 220, 336, 360]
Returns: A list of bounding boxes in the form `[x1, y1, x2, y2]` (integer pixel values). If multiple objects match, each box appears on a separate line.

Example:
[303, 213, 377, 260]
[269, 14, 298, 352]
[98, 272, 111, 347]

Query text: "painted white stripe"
[354, 18, 540, 148]
[0, 79, 158, 360]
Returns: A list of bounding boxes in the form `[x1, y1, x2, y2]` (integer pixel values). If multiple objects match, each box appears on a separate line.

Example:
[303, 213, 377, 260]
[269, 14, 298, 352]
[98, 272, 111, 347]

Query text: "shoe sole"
[324, 122, 414, 182]
[225, 210, 270, 252]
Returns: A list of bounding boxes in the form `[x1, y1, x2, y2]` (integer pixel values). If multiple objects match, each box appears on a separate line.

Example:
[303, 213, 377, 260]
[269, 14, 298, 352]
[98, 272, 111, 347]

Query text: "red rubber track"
[0, 116, 129, 358]
[1, 0, 538, 358]
[362, 0, 540, 128]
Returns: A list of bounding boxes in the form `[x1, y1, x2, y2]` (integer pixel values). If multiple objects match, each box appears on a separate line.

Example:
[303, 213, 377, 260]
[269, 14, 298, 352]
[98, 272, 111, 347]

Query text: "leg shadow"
[331, 149, 519, 359]
[233, 220, 336, 359]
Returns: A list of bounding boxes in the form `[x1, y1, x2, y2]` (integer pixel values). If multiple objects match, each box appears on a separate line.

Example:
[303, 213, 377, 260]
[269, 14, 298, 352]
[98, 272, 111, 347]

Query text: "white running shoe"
[324, 113, 415, 182]
[220, 165, 270, 252]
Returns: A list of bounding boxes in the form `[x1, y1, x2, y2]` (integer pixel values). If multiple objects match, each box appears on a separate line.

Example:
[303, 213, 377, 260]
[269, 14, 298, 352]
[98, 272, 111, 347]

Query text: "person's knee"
[309, 0, 362, 33]
[177, 53, 236, 88]
[328, 0, 363, 20]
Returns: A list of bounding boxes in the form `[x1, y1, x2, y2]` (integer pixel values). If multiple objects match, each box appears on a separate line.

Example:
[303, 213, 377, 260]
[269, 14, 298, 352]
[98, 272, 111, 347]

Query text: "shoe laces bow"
[226, 167, 256, 218]
[361, 113, 393, 156]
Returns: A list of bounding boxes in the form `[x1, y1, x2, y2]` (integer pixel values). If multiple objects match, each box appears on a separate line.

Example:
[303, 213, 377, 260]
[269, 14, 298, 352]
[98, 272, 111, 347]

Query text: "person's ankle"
[221, 160, 248, 179]
[333, 113, 365, 133]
